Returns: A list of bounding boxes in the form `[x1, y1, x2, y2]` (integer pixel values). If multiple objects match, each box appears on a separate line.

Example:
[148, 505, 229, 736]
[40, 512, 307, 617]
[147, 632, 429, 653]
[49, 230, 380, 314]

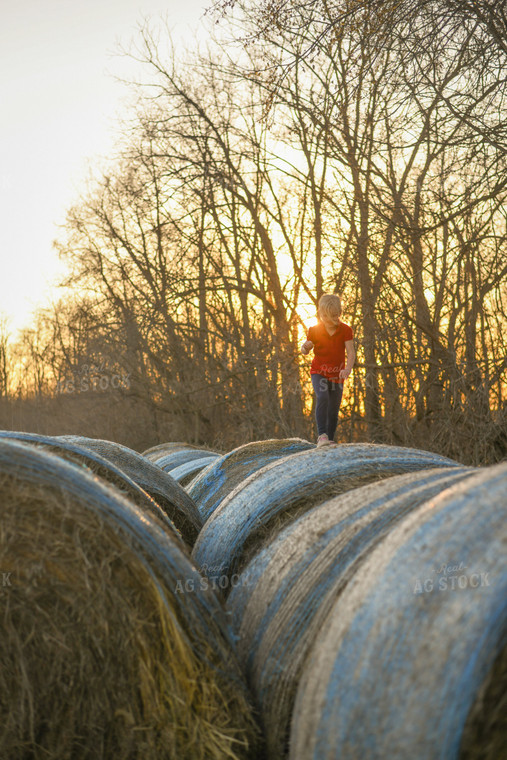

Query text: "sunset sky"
[0, 0, 211, 335]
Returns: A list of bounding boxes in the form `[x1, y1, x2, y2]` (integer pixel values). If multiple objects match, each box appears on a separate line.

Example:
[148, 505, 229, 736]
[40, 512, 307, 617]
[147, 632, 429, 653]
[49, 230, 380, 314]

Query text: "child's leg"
[311, 374, 329, 436]
[326, 382, 344, 441]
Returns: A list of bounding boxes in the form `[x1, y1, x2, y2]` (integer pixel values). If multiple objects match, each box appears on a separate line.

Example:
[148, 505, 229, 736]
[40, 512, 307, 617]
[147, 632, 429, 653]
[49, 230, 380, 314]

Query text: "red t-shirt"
[307, 321, 354, 381]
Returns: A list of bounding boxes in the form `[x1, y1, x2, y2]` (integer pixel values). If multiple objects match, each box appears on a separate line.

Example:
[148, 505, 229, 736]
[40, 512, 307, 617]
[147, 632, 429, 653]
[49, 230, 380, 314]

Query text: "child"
[301, 293, 355, 446]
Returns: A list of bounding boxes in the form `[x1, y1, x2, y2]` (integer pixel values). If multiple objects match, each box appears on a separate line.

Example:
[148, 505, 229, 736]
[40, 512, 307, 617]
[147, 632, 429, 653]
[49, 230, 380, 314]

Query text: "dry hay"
[186, 439, 315, 522]
[170, 456, 223, 487]
[0, 430, 183, 544]
[0, 439, 263, 760]
[55, 434, 202, 543]
[155, 449, 221, 474]
[192, 443, 462, 585]
[290, 461, 507, 760]
[226, 467, 476, 758]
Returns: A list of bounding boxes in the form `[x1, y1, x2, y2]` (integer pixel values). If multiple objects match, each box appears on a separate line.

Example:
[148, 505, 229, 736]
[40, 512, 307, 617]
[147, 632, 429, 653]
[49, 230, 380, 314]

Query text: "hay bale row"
[0, 438, 263, 759]
[192, 443, 461, 584]
[290, 460, 507, 760]
[2, 431, 505, 760]
[132, 438, 505, 759]
[226, 466, 476, 758]
[0, 432, 202, 545]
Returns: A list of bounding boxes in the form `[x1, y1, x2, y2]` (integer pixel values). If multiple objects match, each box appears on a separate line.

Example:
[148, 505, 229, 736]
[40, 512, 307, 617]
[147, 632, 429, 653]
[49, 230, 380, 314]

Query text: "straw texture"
[0, 439, 263, 760]
[290, 461, 507, 760]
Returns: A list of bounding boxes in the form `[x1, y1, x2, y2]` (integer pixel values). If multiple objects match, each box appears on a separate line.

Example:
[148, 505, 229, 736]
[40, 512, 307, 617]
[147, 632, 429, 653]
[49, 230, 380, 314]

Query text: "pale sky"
[0, 0, 212, 336]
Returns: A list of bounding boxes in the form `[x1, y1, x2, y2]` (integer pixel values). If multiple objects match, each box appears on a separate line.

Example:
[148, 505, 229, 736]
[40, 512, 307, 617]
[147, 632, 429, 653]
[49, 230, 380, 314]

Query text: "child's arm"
[301, 340, 314, 355]
[339, 339, 356, 380]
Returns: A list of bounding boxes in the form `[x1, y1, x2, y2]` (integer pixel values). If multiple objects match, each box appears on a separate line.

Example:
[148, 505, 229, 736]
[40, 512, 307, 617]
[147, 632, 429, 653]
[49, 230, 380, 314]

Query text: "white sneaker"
[317, 434, 331, 447]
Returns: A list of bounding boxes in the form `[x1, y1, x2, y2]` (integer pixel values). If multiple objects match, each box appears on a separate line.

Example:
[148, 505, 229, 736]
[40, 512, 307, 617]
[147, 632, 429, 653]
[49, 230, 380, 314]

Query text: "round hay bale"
[290, 461, 507, 760]
[142, 441, 204, 460]
[170, 456, 223, 486]
[187, 438, 315, 522]
[155, 449, 221, 474]
[0, 430, 182, 543]
[226, 466, 476, 758]
[54, 434, 202, 543]
[0, 439, 263, 760]
[192, 443, 461, 584]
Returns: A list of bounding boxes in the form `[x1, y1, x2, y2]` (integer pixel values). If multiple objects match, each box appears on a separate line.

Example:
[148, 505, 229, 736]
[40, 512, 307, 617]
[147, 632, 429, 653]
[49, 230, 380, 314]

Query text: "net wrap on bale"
[227, 466, 476, 758]
[170, 455, 222, 486]
[0, 430, 183, 542]
[290, 461, 507, 760]
[154, 448, 221, 474]
[187, 438, 315, 522]
[193, 444, 461, 584]
[0, 439, 263, 760]
[56, 434, 203, 543]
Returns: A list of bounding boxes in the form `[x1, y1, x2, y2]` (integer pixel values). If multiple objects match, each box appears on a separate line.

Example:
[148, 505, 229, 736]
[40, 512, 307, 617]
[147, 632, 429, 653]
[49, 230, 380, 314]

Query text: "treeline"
[1, 0, 507, 463]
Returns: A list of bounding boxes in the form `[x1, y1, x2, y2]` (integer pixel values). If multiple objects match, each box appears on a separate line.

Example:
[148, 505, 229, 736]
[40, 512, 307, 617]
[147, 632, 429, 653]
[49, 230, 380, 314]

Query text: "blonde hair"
[318, 293, 342, 325]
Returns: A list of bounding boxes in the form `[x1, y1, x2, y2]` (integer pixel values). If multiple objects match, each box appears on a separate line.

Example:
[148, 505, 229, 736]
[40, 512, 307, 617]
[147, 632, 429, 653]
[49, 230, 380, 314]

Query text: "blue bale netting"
[192, 443, 462, 584]
[187, 438, 315, 522]
[227, 466, 476, 759]
[290, 461, 507, 760]
[0, 430, 182, 542]
[155, 449, 221, 473]
[170, 456, 222, 486]
[0, 438, 263, 759]
[55, 433, 202, 543]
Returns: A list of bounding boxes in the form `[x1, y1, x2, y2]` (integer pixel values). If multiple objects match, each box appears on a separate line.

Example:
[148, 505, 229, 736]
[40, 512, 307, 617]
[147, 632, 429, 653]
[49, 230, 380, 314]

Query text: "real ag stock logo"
[412, 561, 490, 595]
[56, 358, 131, 395]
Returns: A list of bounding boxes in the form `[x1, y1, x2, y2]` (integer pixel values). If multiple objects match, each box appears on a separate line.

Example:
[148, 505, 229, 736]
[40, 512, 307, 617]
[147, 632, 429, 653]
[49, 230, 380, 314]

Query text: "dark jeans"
[311, 373, 344, 440]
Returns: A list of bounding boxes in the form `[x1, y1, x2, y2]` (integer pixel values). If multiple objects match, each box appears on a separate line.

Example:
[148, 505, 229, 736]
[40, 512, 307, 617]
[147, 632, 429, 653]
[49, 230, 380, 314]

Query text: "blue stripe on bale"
[0, 430, 183, 541]
[290, 461, 507, 760]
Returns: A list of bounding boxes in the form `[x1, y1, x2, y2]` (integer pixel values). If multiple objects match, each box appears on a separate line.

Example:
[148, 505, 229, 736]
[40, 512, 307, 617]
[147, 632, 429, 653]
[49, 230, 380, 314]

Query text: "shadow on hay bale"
[192, 443, 462, 584]
[0, 439, 264, 760]
[290, 461, 507, 760]
[187, 439, 315, 522]
[226, 466, 476, 759]
[54, 434, 202, 543]
[0, 430, 183, 543]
